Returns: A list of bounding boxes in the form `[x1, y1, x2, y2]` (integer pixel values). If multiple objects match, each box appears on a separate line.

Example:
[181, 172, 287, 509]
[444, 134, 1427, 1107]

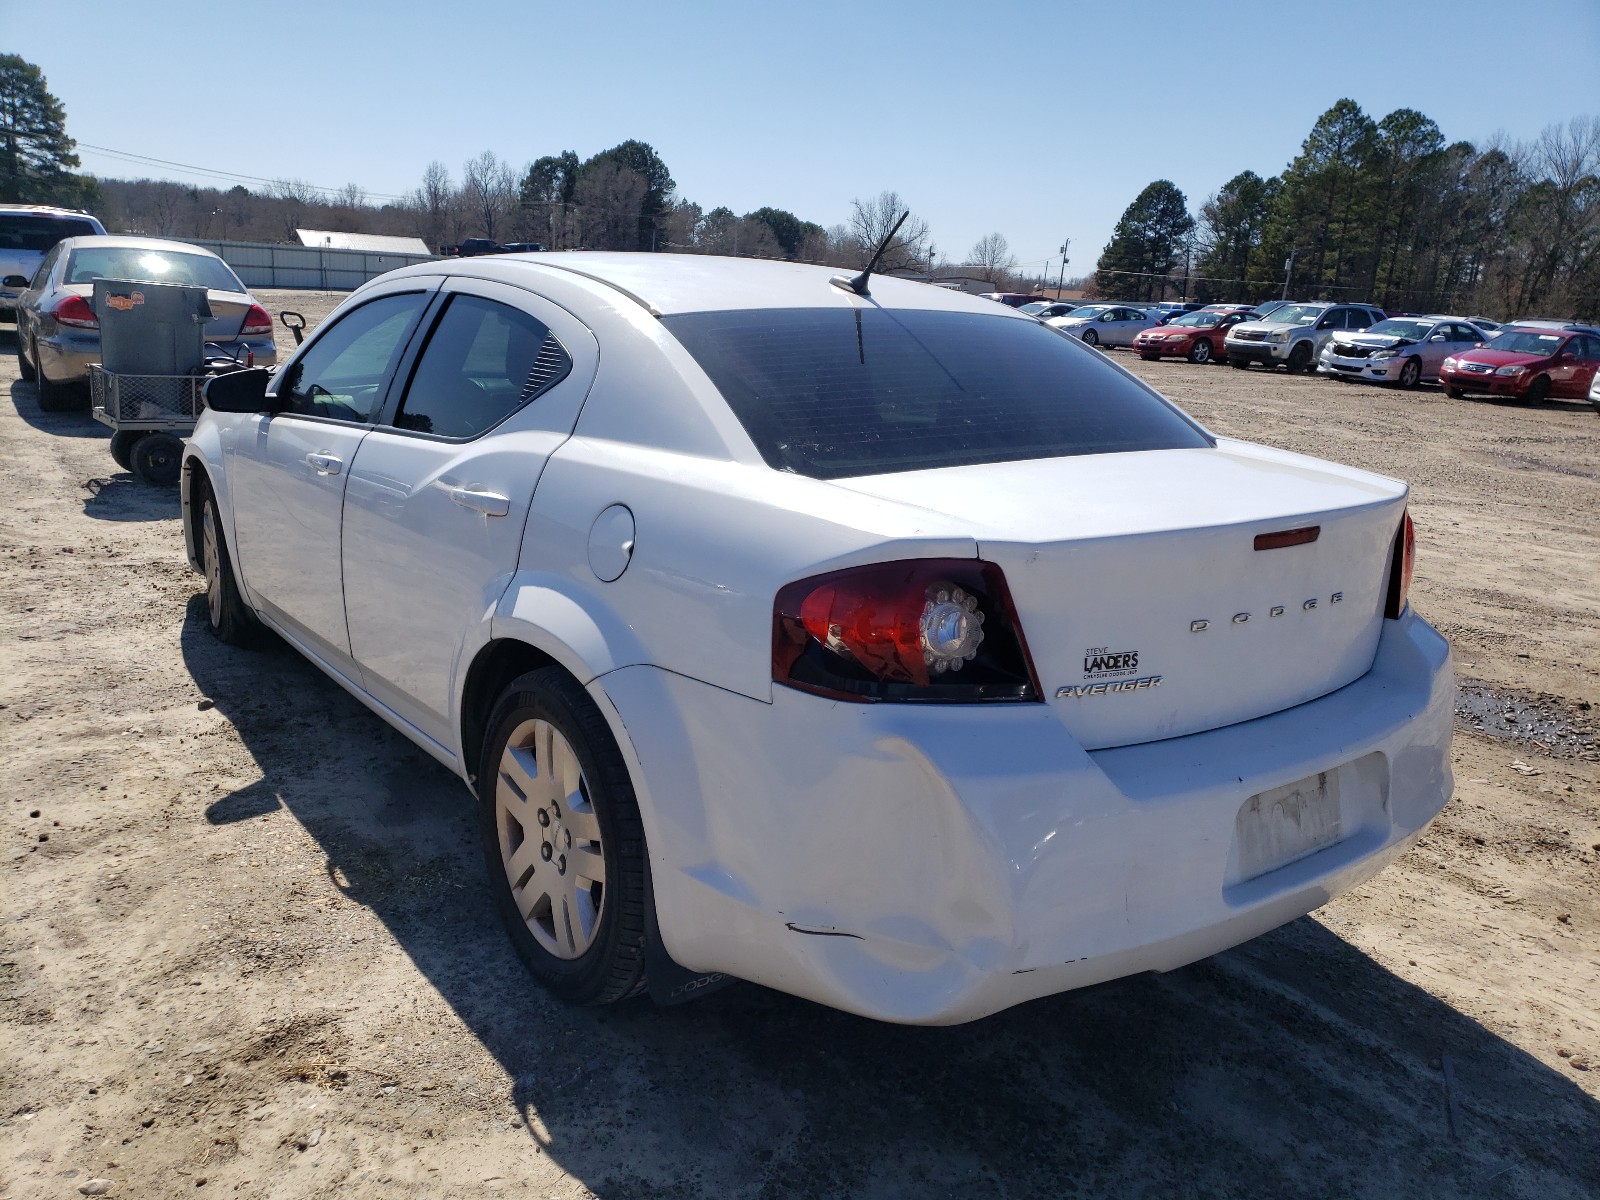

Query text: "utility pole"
[1057, 239, 1070, 296]
[1282, 248, 1297, 300]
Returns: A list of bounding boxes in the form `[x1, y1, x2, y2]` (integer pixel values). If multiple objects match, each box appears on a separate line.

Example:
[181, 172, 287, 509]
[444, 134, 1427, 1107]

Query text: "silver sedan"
[10, 235, 278, 411]
[1046, 304, 1159, 348]
[1317, 316, 1489, 389]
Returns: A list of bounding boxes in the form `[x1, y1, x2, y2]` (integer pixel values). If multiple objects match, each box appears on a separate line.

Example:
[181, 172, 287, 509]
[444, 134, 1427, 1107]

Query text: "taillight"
[1384, 510, 1415, 619]
[52, 295, 98, 329]
[240, 304, 272, 335]
[773, 559, 1040, 702]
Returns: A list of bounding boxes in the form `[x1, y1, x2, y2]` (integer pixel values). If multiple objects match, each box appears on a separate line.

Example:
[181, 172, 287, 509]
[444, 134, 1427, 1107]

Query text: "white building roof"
[295, 229, 433, 255]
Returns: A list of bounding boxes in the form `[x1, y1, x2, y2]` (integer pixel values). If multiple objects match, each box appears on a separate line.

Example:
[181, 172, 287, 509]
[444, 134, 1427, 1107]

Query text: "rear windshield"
[662, 307, 1212, 480]
[63, 246, 244, 293]
[0, 214, 99, 253]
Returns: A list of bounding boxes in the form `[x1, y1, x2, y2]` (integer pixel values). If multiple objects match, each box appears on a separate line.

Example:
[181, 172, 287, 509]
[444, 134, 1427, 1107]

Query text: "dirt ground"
[2, 289, 1597, 1200]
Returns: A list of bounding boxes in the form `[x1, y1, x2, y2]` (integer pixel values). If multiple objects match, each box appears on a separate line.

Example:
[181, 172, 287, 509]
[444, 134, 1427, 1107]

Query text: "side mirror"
[280, 310, 306, 346]
[1559, 352, 1577, 364]
[1429, 334, 1447, 342]
[3, 274, 29, 289]
[204, 367, 273, 413]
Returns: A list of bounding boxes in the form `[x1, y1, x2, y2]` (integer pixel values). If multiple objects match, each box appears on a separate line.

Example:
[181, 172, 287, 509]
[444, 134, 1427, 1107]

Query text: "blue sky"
[10, 0, 1598, 279]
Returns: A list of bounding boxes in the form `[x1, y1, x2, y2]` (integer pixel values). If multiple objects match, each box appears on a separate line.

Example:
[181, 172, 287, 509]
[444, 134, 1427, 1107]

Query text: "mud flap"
[643, 858, 737, 1006]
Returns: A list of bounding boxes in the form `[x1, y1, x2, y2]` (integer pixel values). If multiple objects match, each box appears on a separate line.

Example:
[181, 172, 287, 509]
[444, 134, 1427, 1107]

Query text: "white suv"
[0, 205, 106, 316]
[1225, 302, 1387, 373]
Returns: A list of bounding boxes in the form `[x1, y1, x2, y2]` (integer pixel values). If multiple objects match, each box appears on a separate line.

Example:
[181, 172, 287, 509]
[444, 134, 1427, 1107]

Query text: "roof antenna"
[831, 210, 909, 297]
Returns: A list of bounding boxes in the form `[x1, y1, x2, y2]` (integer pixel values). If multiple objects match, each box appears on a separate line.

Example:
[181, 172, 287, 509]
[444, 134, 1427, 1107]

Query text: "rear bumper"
[601, 609, 1454, 1024]
[38, 331, 277, 384]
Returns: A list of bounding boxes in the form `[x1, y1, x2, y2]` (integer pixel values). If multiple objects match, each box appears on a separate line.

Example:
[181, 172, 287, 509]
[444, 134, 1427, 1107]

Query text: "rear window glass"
[64, 247, 243, 292]
[0, 215, 99, 252]
[662, 308, 1211, 480]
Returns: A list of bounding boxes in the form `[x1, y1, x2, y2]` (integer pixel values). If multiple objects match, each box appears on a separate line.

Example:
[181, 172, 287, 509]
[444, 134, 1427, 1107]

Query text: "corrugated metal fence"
[187, 239, 439, 291]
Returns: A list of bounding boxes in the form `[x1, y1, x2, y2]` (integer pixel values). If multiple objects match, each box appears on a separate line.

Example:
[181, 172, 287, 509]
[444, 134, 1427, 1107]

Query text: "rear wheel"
[1080, 328, 1099, 347]
[479, 668, 648, 1006]
[1523, 375, 1551, 405]
[1188, 339, 1213, 365]
[109, 430, 142, 471]
[130, 432, 183, 485]
[1287, 343, 1312, 373]
[34, 341, 77, 411]
[1397, 357, 1422, 389]
[16, 335, 35, 382]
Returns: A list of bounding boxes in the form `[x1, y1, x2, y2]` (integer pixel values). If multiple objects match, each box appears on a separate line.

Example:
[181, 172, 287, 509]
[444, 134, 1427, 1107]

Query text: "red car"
[1438, 324, 1600, 403]
[1132, 309, 1256, 364]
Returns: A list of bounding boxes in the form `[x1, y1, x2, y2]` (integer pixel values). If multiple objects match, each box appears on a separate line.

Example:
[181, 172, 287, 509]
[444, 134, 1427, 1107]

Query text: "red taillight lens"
[773, 559, 1040, 702]
[1384, 510, 1415, 619]
[52, 295, 98, 329]
[240, 304, 272, 335]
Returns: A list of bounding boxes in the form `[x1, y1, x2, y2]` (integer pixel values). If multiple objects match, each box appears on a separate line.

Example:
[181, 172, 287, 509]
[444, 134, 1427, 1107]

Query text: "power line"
[75, 142, 410, 203]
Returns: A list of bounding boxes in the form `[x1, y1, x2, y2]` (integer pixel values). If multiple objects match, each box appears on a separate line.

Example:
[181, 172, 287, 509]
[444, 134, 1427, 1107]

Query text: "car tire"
[1081, 329, 1099, 347]
[16, 336, 36, 382]
[1287, 343, 1312, 374]
[109, 430, 143, 471]
[478, 667, 648, 1006]
[1524, 376, 1551, 405]
[1188, 339, 1213, 365]
[1397, 358, 1422, 389]
[130, 432, 183, 485]
[34, 341, 78, 411]
[197, 482, 263, 646]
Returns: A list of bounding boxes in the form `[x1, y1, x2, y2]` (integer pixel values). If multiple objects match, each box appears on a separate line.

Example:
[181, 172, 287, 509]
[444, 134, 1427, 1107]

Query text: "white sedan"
[1045, 303, 1161, 348]
[182, 254, 1453, 1025]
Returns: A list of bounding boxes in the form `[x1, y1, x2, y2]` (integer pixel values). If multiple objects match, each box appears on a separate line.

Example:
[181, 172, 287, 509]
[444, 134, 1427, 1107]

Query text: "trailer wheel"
[109, 430, 142, 471]
[131, 432, 183, 486]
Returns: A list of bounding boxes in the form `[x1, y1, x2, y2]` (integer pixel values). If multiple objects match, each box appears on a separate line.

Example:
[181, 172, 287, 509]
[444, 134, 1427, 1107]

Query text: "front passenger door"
[226, 288, 434, 675]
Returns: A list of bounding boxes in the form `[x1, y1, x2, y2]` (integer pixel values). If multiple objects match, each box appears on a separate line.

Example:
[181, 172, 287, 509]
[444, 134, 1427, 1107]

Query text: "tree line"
[3, 52, 1034, 285]
[1091, 100, 1599, 321]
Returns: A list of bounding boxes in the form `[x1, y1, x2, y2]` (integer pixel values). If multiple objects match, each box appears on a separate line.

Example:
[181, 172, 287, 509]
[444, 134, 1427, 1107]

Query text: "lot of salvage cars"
[2, 290, 1597, 1199]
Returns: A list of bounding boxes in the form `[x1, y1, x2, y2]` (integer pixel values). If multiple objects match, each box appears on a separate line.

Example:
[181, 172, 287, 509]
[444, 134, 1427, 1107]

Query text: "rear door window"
[391, 294, 572, 439]
[662, 307, 1212, 480]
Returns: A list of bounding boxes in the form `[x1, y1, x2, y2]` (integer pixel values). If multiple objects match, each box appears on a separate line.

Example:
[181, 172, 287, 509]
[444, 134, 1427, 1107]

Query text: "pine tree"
[1093, 181, 1194, 301]
[0, 54, 81, 204]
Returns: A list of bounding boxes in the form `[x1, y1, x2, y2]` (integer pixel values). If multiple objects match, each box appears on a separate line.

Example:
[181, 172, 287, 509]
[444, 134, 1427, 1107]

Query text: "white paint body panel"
[179, 253, 1454, 1024]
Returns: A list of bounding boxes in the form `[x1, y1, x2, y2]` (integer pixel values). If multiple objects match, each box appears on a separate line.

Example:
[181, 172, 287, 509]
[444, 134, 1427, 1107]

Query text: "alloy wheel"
[495, 719, 606, 960]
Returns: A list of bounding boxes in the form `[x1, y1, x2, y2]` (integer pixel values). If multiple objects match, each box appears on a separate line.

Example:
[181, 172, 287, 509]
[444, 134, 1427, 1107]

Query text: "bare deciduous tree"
[967, 232, 1018, 286]
[847, 191, 932, 274]
[408, 160, 455, 251]
[461, 150, 518, 242]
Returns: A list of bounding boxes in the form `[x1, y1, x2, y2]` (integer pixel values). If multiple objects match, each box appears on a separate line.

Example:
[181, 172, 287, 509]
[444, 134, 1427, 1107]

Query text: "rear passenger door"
[339, 278, 598, 753]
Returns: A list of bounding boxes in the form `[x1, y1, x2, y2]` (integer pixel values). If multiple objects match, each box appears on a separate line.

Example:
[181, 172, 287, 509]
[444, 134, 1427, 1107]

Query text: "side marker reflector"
[1254, 525, 1320, 551]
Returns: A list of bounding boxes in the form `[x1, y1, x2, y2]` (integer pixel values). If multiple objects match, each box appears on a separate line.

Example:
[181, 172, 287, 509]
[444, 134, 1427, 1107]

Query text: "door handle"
[448, 485, 511, 517]
[305, 452, 343, 476]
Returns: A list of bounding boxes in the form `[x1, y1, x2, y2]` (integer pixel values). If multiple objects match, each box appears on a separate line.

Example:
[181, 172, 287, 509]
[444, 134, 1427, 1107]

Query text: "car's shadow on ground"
[179, 598, 1600, 1199]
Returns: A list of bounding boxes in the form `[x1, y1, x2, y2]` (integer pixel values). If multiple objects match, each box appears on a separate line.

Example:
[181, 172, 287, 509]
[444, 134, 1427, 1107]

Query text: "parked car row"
[1006, 289, 1600, 409]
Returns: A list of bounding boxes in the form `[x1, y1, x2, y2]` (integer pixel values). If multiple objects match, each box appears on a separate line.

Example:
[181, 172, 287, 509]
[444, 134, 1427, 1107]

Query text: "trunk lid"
[834, 441, 1407, 750]
[65, 284, 255, 343]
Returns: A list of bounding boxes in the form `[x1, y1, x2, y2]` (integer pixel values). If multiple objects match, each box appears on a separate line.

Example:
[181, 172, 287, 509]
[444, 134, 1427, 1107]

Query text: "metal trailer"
[87, 278, 239, 485]
[89, 366, 207, 485]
